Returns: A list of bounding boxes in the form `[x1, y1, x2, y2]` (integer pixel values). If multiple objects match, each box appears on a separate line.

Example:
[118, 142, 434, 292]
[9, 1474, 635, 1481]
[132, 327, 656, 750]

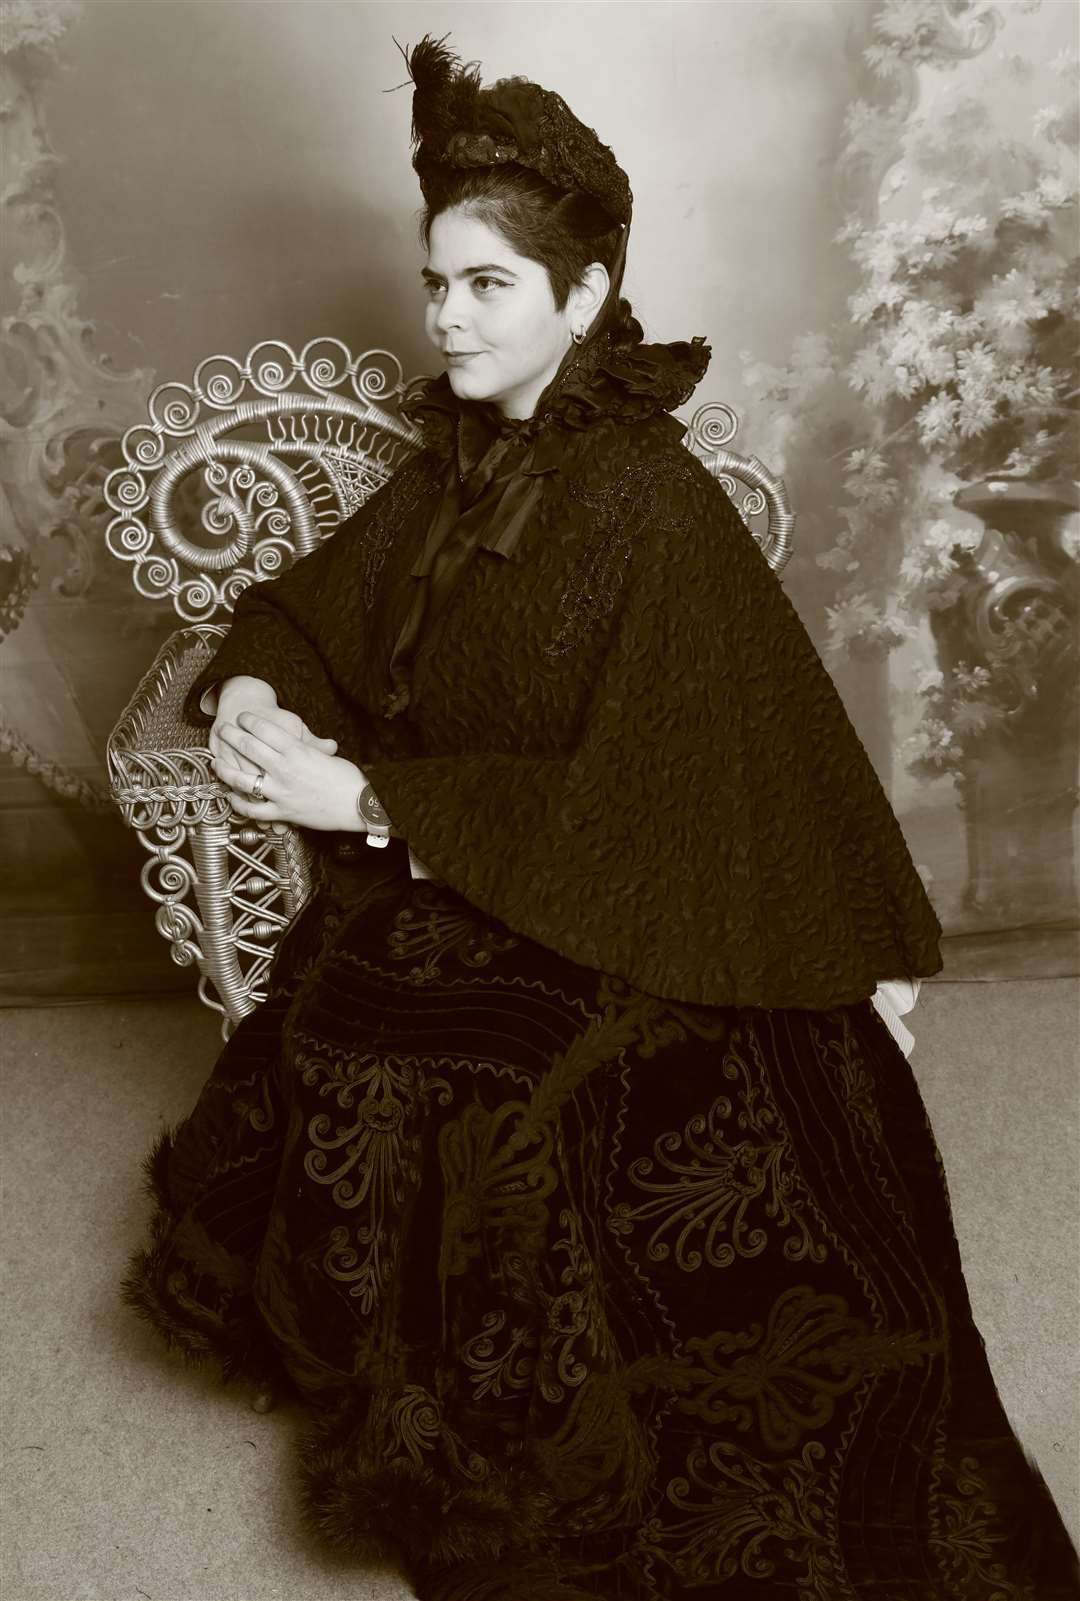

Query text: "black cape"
[187, 329, 943, 1008]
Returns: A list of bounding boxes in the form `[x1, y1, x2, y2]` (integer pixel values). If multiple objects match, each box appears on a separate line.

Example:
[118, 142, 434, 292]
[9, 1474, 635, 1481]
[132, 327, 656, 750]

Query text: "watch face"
[358, 787, 390, 826]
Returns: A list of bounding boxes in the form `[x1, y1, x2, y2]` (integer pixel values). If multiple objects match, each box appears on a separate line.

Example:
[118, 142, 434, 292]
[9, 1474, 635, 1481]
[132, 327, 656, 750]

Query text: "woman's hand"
[212, 710, 364, 833]
[209, 701, 338, 779]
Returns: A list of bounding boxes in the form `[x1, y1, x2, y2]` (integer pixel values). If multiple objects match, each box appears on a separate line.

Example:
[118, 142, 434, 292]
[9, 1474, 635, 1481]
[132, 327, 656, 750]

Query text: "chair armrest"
[108, 623, 229, 830]
[107, 624, 312, 1033]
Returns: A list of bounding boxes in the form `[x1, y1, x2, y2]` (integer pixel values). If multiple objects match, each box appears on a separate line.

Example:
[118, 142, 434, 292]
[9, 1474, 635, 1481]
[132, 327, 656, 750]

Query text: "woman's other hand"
[209, 677, 277, 777]
[212, 710, 360, 832]
[209, 692, 338, 779]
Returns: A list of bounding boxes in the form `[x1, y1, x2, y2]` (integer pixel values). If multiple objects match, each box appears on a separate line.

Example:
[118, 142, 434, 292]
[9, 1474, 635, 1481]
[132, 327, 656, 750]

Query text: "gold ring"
[251, 770, 266, 803]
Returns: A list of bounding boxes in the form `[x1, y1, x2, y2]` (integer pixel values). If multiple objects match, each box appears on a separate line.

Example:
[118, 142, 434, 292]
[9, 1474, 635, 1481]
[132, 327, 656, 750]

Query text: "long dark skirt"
[123, 838, 1078, 1600]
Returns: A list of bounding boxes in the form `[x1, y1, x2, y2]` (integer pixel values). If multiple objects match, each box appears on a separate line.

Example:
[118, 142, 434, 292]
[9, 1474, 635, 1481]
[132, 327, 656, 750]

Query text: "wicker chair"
[105, 337, 795, 1036]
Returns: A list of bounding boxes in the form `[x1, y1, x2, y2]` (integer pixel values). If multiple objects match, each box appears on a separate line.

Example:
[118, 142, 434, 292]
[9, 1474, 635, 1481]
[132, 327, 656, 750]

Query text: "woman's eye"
[423, 276, 508, 299]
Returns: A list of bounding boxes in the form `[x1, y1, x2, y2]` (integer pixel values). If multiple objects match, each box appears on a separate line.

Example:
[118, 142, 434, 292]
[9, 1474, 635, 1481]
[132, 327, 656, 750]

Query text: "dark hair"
[419, 164, 639, 343]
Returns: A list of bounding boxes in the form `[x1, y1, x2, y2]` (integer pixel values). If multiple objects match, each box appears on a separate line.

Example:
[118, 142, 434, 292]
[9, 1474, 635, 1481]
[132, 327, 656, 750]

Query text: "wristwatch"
[356, 781, 392, 848]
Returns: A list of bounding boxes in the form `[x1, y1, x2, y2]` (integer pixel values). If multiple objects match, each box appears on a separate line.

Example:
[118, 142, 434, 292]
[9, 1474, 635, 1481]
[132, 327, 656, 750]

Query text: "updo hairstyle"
[419, 164, 640, 345]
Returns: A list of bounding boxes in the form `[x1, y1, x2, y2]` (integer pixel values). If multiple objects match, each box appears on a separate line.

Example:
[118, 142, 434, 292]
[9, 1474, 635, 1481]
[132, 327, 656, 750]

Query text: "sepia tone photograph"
[1, 0, 1077, 1597]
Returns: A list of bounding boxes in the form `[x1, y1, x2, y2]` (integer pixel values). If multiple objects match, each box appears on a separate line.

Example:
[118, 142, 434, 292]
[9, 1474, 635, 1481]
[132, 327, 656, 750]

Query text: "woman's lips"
[445, 352, 481, 364]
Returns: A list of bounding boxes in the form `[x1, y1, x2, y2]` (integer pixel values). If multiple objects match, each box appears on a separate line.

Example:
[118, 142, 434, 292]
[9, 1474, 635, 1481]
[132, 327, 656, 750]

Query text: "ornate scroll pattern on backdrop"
[0, 0, 154, 805]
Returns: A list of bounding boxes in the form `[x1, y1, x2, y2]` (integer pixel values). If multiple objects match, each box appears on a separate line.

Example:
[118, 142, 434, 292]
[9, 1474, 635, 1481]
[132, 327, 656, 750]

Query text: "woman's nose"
[433, 289, 466, 333]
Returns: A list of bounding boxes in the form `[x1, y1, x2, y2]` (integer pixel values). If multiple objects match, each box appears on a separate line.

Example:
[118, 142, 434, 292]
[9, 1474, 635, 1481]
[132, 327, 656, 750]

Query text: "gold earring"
[572, 325, 587, 345]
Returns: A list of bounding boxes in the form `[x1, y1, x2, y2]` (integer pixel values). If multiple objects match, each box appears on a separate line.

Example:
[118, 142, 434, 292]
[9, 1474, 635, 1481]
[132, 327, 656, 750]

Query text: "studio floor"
[1, 980, 1077, 1601]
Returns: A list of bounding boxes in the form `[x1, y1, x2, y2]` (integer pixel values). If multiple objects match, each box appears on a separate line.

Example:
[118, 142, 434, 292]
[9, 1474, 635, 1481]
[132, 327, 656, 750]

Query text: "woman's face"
[423, 208, 576, 420]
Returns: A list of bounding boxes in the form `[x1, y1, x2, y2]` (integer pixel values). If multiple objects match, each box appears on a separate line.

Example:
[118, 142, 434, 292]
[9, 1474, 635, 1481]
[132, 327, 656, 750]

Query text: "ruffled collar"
[401, 327, 712, 471]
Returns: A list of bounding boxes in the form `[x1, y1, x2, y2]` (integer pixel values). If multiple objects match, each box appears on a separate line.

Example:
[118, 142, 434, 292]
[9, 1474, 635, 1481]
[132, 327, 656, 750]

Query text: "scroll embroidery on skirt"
[122, 865, 1080, 1598]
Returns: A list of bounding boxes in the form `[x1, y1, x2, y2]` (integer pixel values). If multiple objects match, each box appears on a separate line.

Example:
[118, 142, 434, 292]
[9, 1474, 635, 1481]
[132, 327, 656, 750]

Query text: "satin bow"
[380, 425, 561, 719]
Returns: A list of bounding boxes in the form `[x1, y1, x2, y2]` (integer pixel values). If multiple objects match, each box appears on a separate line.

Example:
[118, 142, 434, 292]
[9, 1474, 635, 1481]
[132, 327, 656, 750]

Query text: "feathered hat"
[401, 34, 633, 229]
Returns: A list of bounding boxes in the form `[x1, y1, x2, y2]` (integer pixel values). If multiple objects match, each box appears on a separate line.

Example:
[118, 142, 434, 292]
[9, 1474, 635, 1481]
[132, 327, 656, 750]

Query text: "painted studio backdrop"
[0, 0, 1076, 1002]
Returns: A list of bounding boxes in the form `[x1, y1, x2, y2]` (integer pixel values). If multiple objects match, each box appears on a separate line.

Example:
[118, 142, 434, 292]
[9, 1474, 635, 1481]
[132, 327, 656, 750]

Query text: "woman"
[123, 38, 1078, 1601]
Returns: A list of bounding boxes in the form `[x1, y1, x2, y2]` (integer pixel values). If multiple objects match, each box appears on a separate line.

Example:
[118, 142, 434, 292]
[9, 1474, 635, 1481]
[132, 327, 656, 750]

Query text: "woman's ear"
[569, 261, 610, 337]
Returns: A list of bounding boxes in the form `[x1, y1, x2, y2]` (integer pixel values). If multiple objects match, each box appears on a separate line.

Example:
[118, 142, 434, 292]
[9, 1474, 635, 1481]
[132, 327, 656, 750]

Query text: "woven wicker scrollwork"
[104, 338, 426, 1034]
[104, 338, 424, 622]
[686, 401, 795, 576]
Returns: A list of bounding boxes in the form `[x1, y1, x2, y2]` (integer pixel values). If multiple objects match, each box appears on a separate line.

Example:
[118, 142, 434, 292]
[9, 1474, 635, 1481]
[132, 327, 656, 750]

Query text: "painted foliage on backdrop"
[736, 0, 1078, 960]
[0, 0, 190, 997]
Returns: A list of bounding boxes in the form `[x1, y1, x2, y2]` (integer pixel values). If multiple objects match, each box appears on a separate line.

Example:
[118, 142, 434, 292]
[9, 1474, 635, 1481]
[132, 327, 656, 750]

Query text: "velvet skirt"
[123, 837, 1078, 1600]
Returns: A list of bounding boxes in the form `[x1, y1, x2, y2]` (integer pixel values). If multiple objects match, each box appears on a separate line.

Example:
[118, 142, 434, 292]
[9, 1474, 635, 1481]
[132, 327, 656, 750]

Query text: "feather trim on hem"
[297, 1417, 548, 1568]
[412, 1558, 602, 1601]
[120, 1127, 286, 1393]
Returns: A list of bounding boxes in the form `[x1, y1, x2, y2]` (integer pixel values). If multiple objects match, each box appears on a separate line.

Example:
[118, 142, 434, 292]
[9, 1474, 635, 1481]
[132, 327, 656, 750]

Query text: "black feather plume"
[404, 34, 482, 153]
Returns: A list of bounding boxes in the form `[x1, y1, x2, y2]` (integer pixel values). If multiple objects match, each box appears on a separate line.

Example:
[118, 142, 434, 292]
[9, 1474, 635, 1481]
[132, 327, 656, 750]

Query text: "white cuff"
[874, 977, 922, 1016]
[407, 846, 441, 881]
[870, 977, 922, 1058]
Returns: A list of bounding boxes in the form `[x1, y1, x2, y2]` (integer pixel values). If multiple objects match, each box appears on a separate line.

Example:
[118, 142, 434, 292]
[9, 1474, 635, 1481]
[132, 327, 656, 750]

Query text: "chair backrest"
[104, 337, 794, 617]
